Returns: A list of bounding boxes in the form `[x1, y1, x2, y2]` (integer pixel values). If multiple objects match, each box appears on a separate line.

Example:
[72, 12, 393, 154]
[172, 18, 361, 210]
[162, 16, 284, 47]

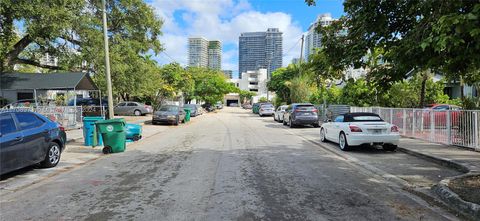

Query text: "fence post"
[402, 109, 406, 136]
[474, 111, 479, 151]
[390, 108, 393, 124]
[446, 110, 451, 145]
[430, 110, 435, 142]
[412, 110, 416, 136]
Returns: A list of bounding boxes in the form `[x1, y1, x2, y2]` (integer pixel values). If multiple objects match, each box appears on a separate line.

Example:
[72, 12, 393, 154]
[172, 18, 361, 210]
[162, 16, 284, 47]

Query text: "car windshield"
[159, 106, 178, 112]
[351, 115, 383, 122]
[184, 104, 196, 109]
[261, 104, 273, 108]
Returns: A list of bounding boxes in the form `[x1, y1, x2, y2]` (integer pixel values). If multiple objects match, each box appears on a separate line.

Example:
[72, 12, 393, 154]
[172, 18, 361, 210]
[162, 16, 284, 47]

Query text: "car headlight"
[167, 115, 176, 118]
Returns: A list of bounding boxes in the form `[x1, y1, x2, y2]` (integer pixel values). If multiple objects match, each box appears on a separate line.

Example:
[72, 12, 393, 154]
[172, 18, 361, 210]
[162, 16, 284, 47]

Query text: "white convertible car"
[320, 112, 400, 151]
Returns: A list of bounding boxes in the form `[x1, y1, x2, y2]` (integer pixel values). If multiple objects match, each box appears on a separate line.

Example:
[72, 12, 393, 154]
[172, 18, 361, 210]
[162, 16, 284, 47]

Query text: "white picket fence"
[350, 107, 480, 151]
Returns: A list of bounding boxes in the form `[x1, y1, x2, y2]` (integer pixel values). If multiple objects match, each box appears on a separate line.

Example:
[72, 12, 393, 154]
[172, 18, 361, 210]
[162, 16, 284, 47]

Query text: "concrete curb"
[432, 174, 480, 220]
[397, 147, 470, 173]
[397, 146, 480, 220]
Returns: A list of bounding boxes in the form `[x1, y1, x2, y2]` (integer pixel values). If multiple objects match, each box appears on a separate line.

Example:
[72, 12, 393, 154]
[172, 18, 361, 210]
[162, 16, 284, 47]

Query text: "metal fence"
[350, 107, 480, 150]
[35, 106, 83, 129]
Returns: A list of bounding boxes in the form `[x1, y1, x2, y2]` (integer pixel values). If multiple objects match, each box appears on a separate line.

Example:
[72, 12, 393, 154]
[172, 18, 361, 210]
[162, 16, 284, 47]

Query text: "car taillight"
[391, 125, 399, 132]
[312, 109, 318, 113]
[59, 126, 65, 131]
[260, 108, 264, 111]
[349, 125, 363, 132]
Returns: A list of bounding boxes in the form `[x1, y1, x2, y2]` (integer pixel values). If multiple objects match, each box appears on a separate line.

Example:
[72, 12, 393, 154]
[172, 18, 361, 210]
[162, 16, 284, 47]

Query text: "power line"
[161, 51, 177, 63]
[283, 36, 303, 57]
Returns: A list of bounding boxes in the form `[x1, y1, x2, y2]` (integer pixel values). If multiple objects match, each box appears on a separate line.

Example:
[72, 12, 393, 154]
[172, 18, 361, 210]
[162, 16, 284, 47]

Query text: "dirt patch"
[449, 175, 480, 205]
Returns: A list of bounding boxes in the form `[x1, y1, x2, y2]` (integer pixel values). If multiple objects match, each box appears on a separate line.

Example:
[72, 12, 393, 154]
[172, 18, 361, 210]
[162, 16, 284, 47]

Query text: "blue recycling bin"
[125, 123, 142, 141]
[83, 116, 104, 146]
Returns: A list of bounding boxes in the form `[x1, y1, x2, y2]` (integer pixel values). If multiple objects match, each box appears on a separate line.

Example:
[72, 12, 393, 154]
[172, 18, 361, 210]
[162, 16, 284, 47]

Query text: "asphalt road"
[0, 108, 463, 221]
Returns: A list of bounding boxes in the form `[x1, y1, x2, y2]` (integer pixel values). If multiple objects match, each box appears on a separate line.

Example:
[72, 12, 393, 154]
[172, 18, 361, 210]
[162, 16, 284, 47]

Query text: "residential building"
[239, 28, 282, 78]
[222, 70, 233, 79]
[228, 68, 270, 103]
[188, 37, 222, 69]
[304, 14, 336, 60]
[208, 40, 222, 70]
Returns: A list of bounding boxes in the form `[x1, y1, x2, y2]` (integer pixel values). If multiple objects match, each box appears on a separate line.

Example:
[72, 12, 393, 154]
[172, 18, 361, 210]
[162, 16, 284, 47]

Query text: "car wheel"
[312, 122, 320, 128]
[320, 128, 327, 142]
[102, 146, 112, 154]
[273, 115, 277, 121]
[339, 132, 350, 151]
[383, 144, 397, 151]
[41, 142, 61, 168]
[283, 118, 287, 125]
[174, 117, 179, 126]
[134, 110, 142, 116]
[289, 118, 295, 128]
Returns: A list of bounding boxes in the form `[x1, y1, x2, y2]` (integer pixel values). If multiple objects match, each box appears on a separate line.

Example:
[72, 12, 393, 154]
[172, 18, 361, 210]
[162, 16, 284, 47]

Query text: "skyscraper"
[304, 14, 336, 60]
[239, 28, 282, 78]
[188, 37, 222, 69]
[208, 40, 222, 70]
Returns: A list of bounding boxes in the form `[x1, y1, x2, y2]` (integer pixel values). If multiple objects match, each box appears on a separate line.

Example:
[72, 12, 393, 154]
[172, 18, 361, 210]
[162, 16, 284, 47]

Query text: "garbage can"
[125, 123, 142, 141]
[184, 108, 191, 122]
[83, 116, 104, 146]
[95, 118, 126, 154]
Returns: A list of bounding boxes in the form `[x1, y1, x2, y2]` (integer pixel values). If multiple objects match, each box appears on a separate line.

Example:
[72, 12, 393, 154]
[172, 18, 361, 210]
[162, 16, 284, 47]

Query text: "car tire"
[41, 142, 62, 168]
[339, 132, 350, 151]
[383, 144, 397, 151]
[134, 110, 142, 116]
[320, 128, 327, 142]
[312, 122, 320, 128]
[174, 117, 179, 126]
[289, 118, 295, 128]
[273, 115, 277, 122]
[283, 118, 287, 125]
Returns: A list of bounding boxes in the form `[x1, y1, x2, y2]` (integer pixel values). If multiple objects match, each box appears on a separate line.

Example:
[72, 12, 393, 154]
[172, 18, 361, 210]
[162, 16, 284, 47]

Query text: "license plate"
[302, 112, 311, 115]
[372, 129, 382, 134]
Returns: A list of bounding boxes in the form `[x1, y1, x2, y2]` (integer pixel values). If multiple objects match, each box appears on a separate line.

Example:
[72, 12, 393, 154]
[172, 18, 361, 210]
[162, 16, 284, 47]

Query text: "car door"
[114, 102, 126, 115]
[0, 113, 24, 175]
[127, 102, 139, 115]
[329, 115, 344, 142]
[14, 112, 49, 165]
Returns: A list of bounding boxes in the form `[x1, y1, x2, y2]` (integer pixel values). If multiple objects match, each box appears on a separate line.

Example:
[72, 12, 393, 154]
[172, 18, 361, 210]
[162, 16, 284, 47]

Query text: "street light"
[101, 0, 114, 119]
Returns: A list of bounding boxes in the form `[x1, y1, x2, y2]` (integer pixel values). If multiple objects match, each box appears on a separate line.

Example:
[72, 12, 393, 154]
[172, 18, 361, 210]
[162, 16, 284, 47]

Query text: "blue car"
[0, 111, 67, 175]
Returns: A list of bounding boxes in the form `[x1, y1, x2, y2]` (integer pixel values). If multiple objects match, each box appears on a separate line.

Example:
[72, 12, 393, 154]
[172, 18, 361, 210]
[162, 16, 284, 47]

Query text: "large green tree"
[1, 0, 163, 100]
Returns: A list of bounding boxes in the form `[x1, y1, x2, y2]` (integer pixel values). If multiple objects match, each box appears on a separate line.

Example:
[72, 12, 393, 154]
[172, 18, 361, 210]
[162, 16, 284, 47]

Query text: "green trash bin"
[184, 108, 191, 122]
[95, 118, 126, 154]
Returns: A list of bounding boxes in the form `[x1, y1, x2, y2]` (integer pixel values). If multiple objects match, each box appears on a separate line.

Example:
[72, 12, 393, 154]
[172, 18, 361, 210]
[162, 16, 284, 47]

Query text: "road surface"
[0, 108, 462, 220]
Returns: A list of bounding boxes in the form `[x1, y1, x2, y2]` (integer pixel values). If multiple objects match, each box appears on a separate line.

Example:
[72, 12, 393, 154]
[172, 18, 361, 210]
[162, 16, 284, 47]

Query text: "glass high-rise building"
[239, 28, 282, 78]
[188, 37, 221, 70]
[304, 14, 336, 60]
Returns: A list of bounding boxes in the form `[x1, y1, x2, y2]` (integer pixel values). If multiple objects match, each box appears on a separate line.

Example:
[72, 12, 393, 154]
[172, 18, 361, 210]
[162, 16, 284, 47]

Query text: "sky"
[147, 0, 344, 78]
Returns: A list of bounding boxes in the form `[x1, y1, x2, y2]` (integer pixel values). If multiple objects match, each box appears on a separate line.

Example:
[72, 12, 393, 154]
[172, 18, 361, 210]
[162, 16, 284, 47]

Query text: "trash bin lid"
[95, 118, 126, 132]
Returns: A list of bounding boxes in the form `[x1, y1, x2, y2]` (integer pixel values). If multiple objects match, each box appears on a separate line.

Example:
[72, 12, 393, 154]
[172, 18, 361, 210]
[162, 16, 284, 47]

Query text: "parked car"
[183, 104, 199, 117]
[242, 104, 252, 109]
[273, 105, 288, 122]
[67, 98, 108, 107]
[258, 103, 275, 116]
[196, 104, 204, 115]
[252, 102, 269, 114]
[422, 104, 462, 127]
[283, 103, 320, 128]
[114, 101, 152, 116]
[152, 105, 186, 125]
[0, 111, 66, 175]
[229, 103, 239, 107]
[320, 112, 400, 151]
[215, 102, 224, 109]
[2, 99, 44, 109]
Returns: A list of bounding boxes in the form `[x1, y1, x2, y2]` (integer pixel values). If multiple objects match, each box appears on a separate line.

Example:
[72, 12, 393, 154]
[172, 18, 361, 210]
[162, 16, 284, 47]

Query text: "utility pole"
[102, 0, 114, 119]
[299, 34, 305, 63]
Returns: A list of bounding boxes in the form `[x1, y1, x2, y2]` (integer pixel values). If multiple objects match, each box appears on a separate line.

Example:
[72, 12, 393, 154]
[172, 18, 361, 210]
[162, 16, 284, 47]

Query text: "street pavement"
[0, 108, 467, 220]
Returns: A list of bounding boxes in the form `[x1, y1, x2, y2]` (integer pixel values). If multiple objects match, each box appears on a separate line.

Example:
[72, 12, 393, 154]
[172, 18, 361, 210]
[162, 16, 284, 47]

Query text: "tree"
[1, 0, 164, 101]
[191, 68, 235, 105]
[267, 64, 301, 104]
[239, 90, 256, 104]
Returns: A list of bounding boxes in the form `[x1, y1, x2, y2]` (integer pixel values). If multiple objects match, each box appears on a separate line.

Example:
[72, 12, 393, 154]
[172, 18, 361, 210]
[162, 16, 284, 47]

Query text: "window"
[433, 105, 449, 111]
[334, 115, 344, 122]
[127, 103, 138, 106]
[118, 103, 126, 106]
[352, 116, 383, 121]
[0, 114, 17, 135]
[15, 113, 45, 130]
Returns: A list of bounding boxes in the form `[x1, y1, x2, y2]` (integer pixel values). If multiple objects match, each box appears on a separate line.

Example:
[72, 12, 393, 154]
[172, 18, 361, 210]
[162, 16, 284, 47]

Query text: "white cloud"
[149, 0, 304, 72]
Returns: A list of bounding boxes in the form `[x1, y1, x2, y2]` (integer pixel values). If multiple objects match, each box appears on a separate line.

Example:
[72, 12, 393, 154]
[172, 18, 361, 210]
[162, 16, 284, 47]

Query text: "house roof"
[0, 72, 98, 90]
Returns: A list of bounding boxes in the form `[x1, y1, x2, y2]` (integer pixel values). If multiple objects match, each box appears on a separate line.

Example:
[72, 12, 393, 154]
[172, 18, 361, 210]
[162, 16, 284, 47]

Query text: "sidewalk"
[398, 138, 480, 173]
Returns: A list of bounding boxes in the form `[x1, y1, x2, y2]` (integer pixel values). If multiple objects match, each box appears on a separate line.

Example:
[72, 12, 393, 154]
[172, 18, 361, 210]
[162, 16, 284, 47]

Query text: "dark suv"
[0, 111, 66, 175]
[283, 103, 320, 128]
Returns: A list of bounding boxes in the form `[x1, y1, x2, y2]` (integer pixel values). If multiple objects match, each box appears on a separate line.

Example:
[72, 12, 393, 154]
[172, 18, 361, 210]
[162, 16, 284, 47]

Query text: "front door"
[0, 113, 24, 174]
